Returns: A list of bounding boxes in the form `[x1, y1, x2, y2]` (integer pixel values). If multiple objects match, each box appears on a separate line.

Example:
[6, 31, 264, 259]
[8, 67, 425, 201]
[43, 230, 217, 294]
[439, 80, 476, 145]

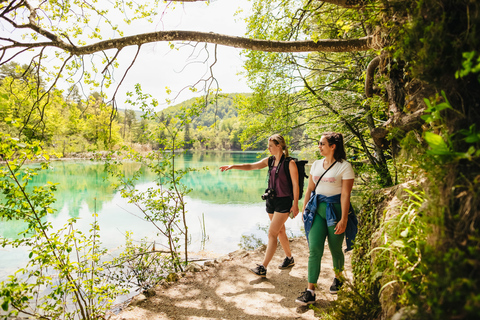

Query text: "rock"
[158, 279, 168, 287]
[229, 249, 247, 258]
[204, 260, 215, 267]
[129, 294, 147, 306]
[143, 288, 156, 297]
[216, 255, 231, 263]
[186, 263, 203, 272]
[254, 244, 267, 253]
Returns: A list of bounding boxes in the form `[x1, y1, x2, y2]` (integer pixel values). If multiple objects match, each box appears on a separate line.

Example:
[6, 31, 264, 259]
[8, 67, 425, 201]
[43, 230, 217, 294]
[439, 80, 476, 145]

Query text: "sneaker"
[329, 278, 343, 294]
[249, 264, 267, 277]
[295, 289, 316, 305]
[278, 256, 295, 269]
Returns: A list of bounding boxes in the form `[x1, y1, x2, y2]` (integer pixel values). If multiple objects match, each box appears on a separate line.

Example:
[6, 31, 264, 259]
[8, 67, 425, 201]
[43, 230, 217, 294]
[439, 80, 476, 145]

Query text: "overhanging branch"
[3, 31, 374, 55]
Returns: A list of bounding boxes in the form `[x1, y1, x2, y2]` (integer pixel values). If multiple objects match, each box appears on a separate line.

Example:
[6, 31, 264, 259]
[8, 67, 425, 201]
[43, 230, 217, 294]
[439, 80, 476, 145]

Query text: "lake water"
[0, 151, 307, 280]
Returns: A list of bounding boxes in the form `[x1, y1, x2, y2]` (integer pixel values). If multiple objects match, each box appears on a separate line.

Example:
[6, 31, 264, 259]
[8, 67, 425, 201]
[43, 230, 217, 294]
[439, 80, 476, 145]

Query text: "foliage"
[455, 51, 480, 82]
[240, 0, 394, 187]
[0, 62, 124, 153]
[105, 233, 171, 292]
[0, 134, 126, 319]
[394, 0, 480, 89]
[327, 1, 480, 317]
[0, 71, 66, 143]
[373, 188, 428, 309]
[421, 92, 480, 162]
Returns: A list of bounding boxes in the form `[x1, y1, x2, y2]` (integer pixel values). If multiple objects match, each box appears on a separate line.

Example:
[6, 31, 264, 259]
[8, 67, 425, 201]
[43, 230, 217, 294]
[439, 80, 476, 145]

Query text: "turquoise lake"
[0, 151, 307, 279]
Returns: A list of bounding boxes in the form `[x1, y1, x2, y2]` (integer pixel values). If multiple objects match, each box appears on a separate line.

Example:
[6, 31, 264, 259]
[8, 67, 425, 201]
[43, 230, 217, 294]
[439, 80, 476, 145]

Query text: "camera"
[261, 188, 276, 200]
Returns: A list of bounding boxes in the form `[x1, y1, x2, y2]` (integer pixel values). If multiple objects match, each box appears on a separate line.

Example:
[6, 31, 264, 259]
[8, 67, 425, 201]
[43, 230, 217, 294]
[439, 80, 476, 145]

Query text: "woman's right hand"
[220, 165, 232, 172]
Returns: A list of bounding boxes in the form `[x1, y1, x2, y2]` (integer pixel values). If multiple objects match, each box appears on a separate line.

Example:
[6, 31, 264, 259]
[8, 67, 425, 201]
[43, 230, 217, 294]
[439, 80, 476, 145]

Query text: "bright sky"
[111, 0, 253, 110]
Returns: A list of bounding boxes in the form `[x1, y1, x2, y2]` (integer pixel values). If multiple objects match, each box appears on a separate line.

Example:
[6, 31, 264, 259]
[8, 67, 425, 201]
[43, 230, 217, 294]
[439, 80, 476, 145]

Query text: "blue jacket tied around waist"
[303, 193, 358, 252]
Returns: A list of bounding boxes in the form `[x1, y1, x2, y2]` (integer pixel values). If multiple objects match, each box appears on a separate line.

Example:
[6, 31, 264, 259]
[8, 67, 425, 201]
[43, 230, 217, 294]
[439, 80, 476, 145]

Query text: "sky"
[109, 0, 253, 110]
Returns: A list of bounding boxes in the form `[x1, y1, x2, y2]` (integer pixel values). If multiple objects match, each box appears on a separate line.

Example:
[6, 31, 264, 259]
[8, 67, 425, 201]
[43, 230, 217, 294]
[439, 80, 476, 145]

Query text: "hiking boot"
[278, 256, 295, 269]
[295, 289, 316, 305]
[249, 264, 267, 277]
[329, 278, 343, 294]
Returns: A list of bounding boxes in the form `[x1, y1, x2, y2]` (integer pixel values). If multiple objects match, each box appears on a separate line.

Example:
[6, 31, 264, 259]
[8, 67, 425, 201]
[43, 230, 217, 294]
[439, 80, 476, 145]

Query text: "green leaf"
[435, 102, 452, 112]
[423, 98, 432, 110]
[421, 114, 433, 122]
[424, 132, 450, 154]
[1, 300, 9, 311]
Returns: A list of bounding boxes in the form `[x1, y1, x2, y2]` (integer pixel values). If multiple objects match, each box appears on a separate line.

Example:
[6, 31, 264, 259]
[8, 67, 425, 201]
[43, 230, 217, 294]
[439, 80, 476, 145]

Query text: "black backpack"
[268, 156, 308, 199]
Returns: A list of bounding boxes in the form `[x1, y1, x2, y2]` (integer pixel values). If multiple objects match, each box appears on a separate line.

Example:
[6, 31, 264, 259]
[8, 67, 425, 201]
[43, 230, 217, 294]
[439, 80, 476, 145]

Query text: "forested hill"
[115, 93, 252, 151]
[118, 93, 246, 127]
[161, 93, 247, 129]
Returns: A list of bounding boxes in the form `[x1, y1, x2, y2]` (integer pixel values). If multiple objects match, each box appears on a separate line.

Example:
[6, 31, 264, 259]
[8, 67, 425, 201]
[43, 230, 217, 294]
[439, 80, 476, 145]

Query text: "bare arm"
[301, 175, 316, 220]
[302, 175, 316, 211]
[219, 157, 269, 172]
[289, 159, 300, 217]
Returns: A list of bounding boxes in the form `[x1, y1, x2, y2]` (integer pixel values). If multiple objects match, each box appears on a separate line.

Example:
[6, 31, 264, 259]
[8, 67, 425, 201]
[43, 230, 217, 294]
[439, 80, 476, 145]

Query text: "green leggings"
[307, 202, 345, 284]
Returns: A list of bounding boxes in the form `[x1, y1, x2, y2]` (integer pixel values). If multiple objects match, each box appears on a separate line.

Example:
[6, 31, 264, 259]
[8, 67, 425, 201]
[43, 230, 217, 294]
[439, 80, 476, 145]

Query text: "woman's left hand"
[290, 204, 300, 218]
[334, 218, 347, 234]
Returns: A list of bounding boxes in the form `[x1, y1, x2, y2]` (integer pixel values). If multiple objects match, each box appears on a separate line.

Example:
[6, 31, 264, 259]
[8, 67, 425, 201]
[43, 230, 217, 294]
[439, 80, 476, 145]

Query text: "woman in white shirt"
[295, 132, 355, 305]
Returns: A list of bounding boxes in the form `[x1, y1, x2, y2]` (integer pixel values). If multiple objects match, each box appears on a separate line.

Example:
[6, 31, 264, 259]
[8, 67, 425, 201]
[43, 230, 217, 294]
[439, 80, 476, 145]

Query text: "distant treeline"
[0, 62, 257, 155]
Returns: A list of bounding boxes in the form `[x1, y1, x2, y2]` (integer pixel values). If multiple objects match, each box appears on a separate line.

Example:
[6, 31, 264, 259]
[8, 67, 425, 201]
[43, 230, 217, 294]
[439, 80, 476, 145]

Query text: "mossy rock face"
[347, 180, 423, 320]
[373, 182, 420, 320]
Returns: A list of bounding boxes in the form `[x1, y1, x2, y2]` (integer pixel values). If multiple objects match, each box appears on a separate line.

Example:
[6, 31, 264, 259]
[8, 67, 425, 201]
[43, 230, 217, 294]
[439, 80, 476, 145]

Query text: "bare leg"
[262, 211, 290, 268]
[267, 212, 292, 258]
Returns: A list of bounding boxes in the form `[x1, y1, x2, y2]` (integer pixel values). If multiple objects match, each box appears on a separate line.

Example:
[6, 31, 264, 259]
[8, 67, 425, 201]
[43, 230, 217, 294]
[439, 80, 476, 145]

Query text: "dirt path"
[111, 237, 352, 320]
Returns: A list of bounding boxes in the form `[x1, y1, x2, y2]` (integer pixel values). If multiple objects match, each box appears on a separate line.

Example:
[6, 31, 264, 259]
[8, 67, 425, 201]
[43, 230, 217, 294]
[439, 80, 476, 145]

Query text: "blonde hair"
[269, 134, 289, 157]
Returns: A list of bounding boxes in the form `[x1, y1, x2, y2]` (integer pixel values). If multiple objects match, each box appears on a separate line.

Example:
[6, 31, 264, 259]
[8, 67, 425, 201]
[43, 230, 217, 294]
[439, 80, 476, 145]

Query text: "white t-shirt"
[310, 159, 355, 196]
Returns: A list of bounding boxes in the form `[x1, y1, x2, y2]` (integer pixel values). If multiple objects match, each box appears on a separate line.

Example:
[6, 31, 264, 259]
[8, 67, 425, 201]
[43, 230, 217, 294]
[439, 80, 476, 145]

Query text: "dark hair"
[269, 134, 289, 157]
[322, 132, 346, 162]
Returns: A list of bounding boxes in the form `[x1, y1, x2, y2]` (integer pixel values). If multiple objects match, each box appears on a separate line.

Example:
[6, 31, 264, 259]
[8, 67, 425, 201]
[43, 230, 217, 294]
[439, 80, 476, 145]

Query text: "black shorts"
[266, 196, 293, 214]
